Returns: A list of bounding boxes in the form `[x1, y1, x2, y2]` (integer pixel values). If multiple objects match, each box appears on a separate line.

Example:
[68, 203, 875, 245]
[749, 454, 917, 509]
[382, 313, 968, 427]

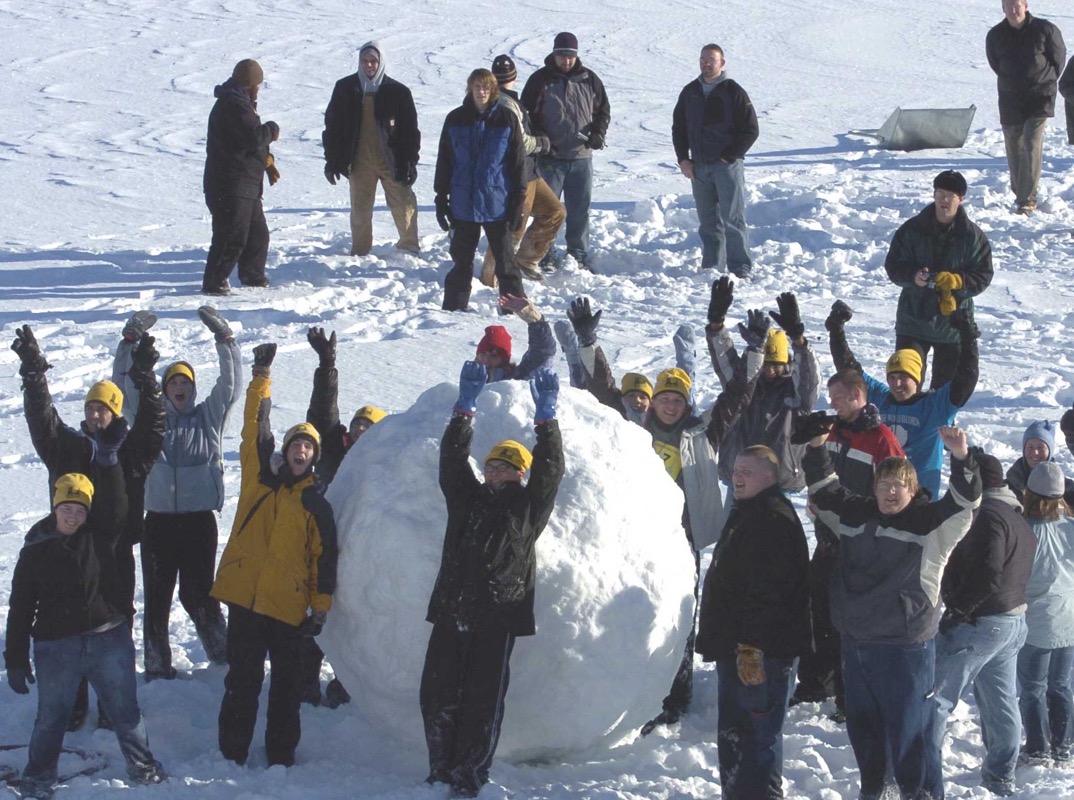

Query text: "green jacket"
[884, 204, 993, 344]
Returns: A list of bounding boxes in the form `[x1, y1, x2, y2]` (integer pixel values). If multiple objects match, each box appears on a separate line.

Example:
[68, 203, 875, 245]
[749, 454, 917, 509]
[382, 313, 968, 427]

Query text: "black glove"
[535, 135, 552, 156]
[297, 610, 327, 637]
[130, 333, 160, 377]
[198, 305, 233, 342]
[11, 325, 49, 377]
[1061, 408, 1074, 438]
[737, 309, 770, 349]
[307, 327, 336, 369]
[122, 311, 157, 343]
[253, 343, 277, 369]
[324, 164, 344, 185]
[770, 292, 805, 341]
[397, 162, 418, 187]
[95, 417, 130, 467]
[435, 195, 453, 232]
[567, 296, 602, 347]
[948, 308, 980, 339]
[508, 206, 525, 233]
[791, 410, 835, 445]
[585, 131, 605, 150]
[825, 300, 853, 333]
[708, 275, 734, 325]
[7, 666, 34, 695]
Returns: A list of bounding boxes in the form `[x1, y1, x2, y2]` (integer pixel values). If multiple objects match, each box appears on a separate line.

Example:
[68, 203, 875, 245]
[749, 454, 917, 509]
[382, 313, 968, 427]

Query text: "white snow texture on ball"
[321, 379, 697, 761]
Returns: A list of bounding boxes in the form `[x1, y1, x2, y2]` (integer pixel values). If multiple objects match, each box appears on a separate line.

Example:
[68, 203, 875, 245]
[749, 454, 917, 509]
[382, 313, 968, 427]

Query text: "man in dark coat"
[420, 362, 564, 798]
[696, 445, 811, 800]
[202, 59, 280, 295]
[322, 42, 420, 256]
[884, 171, 993, 390]
[985, 0, 1066, 214]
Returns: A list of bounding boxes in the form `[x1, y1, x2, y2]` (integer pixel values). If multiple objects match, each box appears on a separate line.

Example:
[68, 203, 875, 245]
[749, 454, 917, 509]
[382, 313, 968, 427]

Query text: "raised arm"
[824, 301, 863, 373]
[525, 370, 565, 535]
[440, 362, 486, 500]
[122, 333, 165, 481]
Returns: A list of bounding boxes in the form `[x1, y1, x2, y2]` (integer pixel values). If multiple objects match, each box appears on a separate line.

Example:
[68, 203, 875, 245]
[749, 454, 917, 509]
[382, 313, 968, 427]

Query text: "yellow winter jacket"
[211, 374, 336, 626]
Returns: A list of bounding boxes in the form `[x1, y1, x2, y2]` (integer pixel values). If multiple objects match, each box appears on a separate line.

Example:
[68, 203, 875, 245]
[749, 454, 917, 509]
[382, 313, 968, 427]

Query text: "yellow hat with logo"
[53, 473, 94, 509]
[163, 361, 196, 387]
[85, 380, 124, 417]
[653, 367, 691, 401]
[886, 349, 923, 385]
[352, 405, 387, 425]
[283, 423, 322, 462]
[485, 440, 533, 472]
[621, 373, 653, 398]
[764, 330, 790, 364]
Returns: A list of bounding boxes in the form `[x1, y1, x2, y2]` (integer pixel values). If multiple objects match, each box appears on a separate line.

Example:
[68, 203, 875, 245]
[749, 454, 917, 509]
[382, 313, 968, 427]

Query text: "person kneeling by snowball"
[5, 472, 165, 793]
[211, 343, 338, 768]
[421, 362, 564, 797]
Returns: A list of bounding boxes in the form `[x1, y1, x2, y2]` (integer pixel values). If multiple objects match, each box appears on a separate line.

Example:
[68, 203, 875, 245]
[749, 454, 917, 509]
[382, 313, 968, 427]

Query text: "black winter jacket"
[322, 74, 420, 180]
[427, 416, 564, 636]
[696, 485, 812, 661]
[672, 75, 759, 165]
[1006, 455, 1074, 508]
[203, 79, 279, 200]
[4, 461, 128, 672]
[986, 12, 1066, 125]
[520, 56, 610, 160]
[941, 487, 1036, 622]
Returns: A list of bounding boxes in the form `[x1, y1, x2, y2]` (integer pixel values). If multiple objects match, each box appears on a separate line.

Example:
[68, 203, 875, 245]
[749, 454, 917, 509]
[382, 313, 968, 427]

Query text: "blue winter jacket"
[434, 96, 526, 224]
[1025, 517, 1074, 649]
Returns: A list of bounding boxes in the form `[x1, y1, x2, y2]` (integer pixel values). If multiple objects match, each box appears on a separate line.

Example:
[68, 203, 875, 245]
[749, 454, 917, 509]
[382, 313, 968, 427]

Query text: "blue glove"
[454, 361, 487, 416]
[95, 417, 130, 467]
[531, 369, 559, 422]
[8, 666, 34, 695]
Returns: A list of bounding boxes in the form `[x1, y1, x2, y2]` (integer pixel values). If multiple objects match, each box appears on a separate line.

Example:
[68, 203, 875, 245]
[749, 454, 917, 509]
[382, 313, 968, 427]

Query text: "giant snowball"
[321, 380, 696, 760]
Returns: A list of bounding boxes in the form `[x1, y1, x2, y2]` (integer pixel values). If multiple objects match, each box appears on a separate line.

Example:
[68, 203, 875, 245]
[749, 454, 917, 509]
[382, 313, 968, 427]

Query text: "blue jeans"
[716, 657, 797, 800]
[26, 624, 156, 782]
[537, 157, 593, 261]
[691, 159, 752, 274]
[1017, 643, 1074, 758]
[841, 635, 941, 800]
[932, 613, 1026, 785]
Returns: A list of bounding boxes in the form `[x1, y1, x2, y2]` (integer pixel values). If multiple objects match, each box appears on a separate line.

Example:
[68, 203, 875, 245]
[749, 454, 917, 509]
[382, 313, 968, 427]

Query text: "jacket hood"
[358, 41, 386, 92]
[23, 515, 64, 547]
[984, 485, 1022, 510]
[214, 78, 254, 103]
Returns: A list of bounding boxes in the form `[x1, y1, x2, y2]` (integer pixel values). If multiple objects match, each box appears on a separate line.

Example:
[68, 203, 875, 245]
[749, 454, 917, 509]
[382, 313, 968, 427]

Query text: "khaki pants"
[348, 155, 419, 256]
[1002, 118, 1047, 207]
[480, 178, 564, 285]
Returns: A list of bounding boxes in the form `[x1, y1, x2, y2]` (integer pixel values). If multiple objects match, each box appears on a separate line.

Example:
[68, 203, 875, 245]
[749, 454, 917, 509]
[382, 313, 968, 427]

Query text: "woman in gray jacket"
[113, 308, 241, 679]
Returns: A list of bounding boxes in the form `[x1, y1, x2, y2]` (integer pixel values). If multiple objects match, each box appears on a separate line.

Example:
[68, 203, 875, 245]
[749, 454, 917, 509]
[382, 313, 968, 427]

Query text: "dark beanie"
[232, 59, 264, 88]
[933, 170, 967, 198]
[977, 453, 1006, 490]
[491, 54, 517, 85]
[553, 32, 579, 54]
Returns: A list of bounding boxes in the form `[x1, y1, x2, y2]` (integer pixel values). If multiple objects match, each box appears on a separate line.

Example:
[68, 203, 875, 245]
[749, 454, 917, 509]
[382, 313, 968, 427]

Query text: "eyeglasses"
[484, 462, 516, 474]
[876, 481, 909, 493]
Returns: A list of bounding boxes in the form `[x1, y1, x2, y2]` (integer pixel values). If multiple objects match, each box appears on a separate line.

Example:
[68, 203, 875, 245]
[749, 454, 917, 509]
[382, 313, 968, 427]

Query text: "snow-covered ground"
[2, 0, 1074, 796]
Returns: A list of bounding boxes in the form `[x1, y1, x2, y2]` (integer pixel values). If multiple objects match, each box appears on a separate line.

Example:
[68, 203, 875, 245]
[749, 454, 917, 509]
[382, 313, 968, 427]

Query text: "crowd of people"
[6, 3, 1074, 799]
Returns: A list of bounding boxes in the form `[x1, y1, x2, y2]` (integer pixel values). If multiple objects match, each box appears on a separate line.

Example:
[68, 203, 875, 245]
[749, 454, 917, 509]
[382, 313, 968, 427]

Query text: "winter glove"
[567, 296, 601, 347]
[737, 309, 771, 349]
[266, 153, 280, 186]
[825, 300, 853, 333]
[297, 610, 327, 637]
[122, 311, 157, 343]
[948, 308, 979, 339]
[454, 361, 487, 416]
[11, 325, 50, 377]
[531, 368, 560, 422]
[252, 343, 277, 376]
[849, 403, 881, 433]
[94, 416, 130, 468]
[937, 289, 957, 317]
[736, 644, 765, 686]
[535, 135, 552, 156]
[769, 291, 805, 341]
[435, 195, 453, 232]
[791, 410, 835, 445]
[7, 666, 34, 695]
[130, 333, 160, 379]
[508, 206, 526, 233]
[585, 131, 605, 150]
[933, 271, 963, 292]
[324, 164, 345, 185]
[396, 162, 418, 187]
[197, 305, 233, 342]
[708, 275, 734, 326]
[307, 327, 336, 369]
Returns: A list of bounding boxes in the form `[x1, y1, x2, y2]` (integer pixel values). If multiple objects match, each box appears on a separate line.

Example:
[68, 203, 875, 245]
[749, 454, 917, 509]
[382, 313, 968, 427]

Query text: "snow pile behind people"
[321, 379, 696, 759]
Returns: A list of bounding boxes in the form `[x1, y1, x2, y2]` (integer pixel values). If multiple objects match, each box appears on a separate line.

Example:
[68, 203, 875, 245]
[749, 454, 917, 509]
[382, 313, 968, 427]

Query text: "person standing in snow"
[986, 0, 1066, 215]
[931, 451, 1034, 796]
[521, 32, 610, 271]
[211, 343, 338, 768]
[478, 54, 565, 284]
[5, 472, 166, 794]
[435, 69, 527, 312]
[883, 171, 993, 391]
[695, 445, 811, 800]
[803, 424, 982, 800]
[110, 308, 240, 681]
[1005, 418, 1074, 507]
[202, 59, 280, 295]
[707, 280, 821, 492]
[420, 362, 564, 797]
[298, 326, 388, 709]
[322, 42, 421, 257]
[826, 300, 980, 498]
[672, 44, 758, 279]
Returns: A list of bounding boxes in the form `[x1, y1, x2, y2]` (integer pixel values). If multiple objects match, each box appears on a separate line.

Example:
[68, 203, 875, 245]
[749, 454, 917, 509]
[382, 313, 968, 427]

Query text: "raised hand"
[567, 296, 601, 347]
[708, 275, 734, 325]
[454, 360, 488, 416]
[737, 309, 771, 349]
[198, 306, 234, 342]
[825, 300, 853, 333]
[939, 425, 969, 460]
[769, 292, 804, 340]
[307, 327, 337, 368]
[253, 343, 277, 369]
[11, 325, 49, 376]
[530, 368, 560, 422]
[122, 311, 157, 343]
[131, 333, 160, 376]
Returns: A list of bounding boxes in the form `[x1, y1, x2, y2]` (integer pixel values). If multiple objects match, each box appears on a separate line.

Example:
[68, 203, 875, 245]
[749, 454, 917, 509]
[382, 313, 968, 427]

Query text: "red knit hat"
[477, 325, 512, 362]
